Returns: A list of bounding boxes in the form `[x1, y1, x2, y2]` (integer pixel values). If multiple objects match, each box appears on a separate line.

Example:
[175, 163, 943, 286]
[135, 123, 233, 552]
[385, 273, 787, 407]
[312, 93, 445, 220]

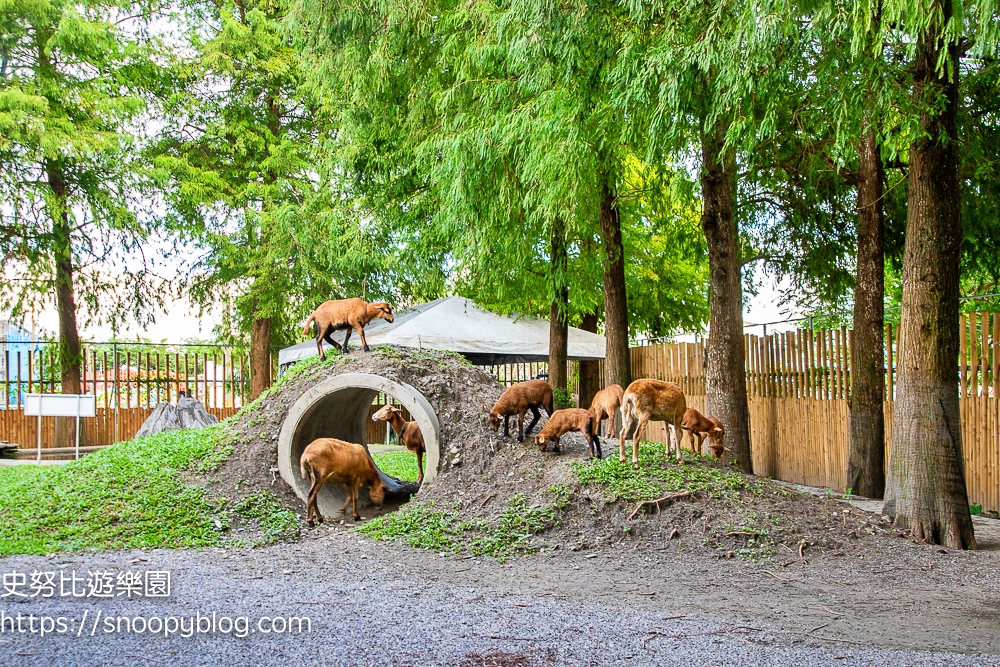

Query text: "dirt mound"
[205, 347, 506, 509]
[199, 345, 901, 559]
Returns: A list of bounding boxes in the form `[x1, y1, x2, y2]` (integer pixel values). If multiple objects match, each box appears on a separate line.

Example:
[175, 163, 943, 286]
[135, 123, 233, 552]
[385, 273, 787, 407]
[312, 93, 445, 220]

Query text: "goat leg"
[357, 325, 370, 352]
[322, 328, 342, 353]
[503, 414, 510, 438]
[524, 406, 541, 436]
[517, 411, 525, 443]
[416, 449, 424, 485]
[633, 417, 648, 468]
[341, 327, 352, 353]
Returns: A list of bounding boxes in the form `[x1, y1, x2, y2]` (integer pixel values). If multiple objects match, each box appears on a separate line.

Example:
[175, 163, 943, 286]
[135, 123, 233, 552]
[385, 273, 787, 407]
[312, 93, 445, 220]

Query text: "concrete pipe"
[277, 373, 440, 517]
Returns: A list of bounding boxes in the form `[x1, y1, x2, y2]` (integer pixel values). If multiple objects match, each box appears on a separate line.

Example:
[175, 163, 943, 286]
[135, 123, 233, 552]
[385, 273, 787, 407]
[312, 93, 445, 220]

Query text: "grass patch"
[0, 426, 231, 556]
[232, 490, 299, 545]
[356, 486, 570, 562]
[570, 441, 746, 503]
[372, 450, 420, 482]
[355, 502, 466, 552]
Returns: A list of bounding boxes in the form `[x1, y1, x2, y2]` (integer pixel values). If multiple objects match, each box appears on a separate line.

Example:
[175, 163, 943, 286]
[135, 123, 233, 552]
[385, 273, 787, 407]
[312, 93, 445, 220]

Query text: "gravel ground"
[3, 523, 999, 667]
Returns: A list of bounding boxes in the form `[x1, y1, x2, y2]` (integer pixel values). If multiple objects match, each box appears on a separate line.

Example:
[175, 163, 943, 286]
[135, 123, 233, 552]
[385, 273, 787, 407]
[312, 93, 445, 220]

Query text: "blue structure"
[1, 321, 40, 407]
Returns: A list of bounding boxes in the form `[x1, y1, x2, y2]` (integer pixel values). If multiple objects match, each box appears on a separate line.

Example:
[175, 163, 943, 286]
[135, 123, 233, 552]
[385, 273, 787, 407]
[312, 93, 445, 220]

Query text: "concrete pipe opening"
[277, 373, 440, 519]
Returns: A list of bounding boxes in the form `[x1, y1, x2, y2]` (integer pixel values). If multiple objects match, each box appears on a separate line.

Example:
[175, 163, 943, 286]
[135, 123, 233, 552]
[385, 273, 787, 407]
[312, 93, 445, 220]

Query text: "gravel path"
[3, 531, 998, 667]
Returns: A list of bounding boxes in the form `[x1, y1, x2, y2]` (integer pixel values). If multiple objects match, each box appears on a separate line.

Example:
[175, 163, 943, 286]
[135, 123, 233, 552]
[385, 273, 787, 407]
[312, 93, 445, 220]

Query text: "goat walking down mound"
[618, 379, 687, 467]
[534, 408, 603, 459]
[371, 404, 426, 484]
[303, 298, 395, 359]
[300, 438, 386, 524]
[488, 379, 554, 443]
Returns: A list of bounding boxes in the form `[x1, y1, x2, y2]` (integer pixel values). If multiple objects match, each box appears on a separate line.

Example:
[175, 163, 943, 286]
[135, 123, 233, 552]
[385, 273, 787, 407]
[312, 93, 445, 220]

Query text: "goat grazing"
[681, 408, 728, 458]
[618, 379, 687, 467]
[302, 298, 395, 359]
[487, 379, 554, 443]
[299, 438, 386, 524]
[588, 383, 624, 439]
[371, 404, 427, 484]
[534, 408, 602, 459]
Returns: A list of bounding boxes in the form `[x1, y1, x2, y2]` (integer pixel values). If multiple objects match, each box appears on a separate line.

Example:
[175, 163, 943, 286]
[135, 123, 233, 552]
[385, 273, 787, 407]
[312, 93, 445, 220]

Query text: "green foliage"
[356, 486, 570, 561]
[467, 494, 560, 562]
[552, 388, 574, 410]
[232, 490, 300, 544]
[970, 503, 983, 516]
[355, 502, 466, 553]
[570, 442, 747, 504]
[0, 0, 174, 335]
[371, 450, 420, 483]
[0, 427, 228, 555]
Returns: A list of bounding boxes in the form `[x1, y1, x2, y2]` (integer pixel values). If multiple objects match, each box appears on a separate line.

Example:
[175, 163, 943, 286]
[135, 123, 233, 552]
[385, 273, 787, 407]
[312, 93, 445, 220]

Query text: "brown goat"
[371, 404, 426, 484]
[302, 298, 395, 359]
[488, 379, 554, 443]
[588, 383, 624, 439]
[618, 379, 687, 467]
[534, 408, 602, 459]
[681, 408, 728, 458]
[299, 438, 386, 524]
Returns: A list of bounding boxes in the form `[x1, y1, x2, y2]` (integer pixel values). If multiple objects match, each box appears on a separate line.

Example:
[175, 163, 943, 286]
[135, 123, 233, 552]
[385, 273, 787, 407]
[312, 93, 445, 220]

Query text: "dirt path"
[4, 513, 997, 666]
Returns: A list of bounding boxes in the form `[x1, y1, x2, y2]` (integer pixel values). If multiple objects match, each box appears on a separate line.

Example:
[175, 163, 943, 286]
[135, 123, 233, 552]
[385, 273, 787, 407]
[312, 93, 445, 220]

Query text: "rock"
[135, 398, 218, 438]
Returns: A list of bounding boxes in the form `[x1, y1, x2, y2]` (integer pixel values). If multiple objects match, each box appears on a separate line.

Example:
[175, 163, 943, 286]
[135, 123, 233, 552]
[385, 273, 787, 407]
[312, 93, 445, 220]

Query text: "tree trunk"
[548, 220, 569, 393]
[700, 120, 751, 473]
[599, 179, 631, 390]
[577, 310, 601, 409]
[847, 126, 886, 499]
[884, 3, 975, 549]
[46, 158, 86, 449]
[250, 316, 272, 399]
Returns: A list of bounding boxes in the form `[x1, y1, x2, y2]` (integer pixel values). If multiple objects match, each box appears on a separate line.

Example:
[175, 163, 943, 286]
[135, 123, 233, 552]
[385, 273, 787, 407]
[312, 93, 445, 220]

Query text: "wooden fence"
[0, 344, 265, 451]
[629, 312, 1000, 512]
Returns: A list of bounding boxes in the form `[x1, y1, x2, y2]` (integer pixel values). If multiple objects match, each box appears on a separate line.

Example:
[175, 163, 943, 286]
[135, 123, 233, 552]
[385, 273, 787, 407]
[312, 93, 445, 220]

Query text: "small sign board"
[24, 394, 96, 418]
[23, 394, 96, 461]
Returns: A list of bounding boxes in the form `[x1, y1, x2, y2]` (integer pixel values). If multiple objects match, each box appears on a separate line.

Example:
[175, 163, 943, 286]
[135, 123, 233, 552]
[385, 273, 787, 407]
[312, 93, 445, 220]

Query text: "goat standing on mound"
[488, 379, 554, 442]
[303, 298, 395, 359]
[681, 407, 728, 458]
[588, 383, 624, 439]
[371, 404, 426, 484]
[618, 379, 687, 467]
[534, 408, 602, 459]
[300, 438, 386, 524]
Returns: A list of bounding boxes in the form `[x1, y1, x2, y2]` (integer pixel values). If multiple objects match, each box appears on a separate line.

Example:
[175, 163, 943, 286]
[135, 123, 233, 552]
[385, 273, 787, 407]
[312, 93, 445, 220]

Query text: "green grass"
[232, 490, 300, 545]
[356, 486, 570, 562]
[570, 441, 747, 503]
[0, 426, 230, 556]
[371, 449, 420, 482]
[355, 502, 466, 552]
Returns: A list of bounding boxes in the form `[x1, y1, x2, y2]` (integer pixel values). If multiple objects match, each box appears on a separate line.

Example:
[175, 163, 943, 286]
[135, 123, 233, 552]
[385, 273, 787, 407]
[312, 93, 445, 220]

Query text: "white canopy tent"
[279, 296, 606, 367]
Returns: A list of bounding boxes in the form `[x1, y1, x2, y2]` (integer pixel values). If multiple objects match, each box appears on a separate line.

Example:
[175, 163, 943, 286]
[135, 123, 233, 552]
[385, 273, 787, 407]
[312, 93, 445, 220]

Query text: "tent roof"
[279, 296, 606, 366]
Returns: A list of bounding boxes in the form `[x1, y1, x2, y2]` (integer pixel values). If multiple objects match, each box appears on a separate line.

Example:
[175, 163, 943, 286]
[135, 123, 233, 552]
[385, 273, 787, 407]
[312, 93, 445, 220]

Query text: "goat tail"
[302, 312, 316, 336]
[544, 389, 554, 417]
[300, 457, 314, 484]
[619, 393, 638, 438]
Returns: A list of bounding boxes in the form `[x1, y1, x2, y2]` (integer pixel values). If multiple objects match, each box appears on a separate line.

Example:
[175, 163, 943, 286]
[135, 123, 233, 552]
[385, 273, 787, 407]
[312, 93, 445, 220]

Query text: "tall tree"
[158, 0, 381, 397]
[0, 0, 169, 444]
[883, 0, 976, 548]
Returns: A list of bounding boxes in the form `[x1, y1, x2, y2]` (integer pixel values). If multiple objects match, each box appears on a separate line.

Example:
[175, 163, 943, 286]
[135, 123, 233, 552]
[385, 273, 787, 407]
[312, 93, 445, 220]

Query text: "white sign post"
[24, 394, 97, 462]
